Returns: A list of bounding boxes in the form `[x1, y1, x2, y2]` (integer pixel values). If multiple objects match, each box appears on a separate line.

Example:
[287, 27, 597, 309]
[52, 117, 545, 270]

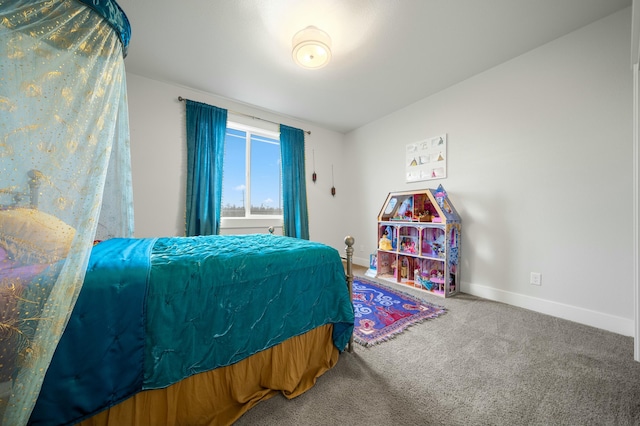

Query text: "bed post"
[28, 169, 42, 208]
[344, 235, 355, 353]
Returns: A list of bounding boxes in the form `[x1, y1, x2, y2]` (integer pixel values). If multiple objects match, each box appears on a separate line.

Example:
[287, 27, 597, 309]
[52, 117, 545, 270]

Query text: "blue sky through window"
[222, 126, 282, 216]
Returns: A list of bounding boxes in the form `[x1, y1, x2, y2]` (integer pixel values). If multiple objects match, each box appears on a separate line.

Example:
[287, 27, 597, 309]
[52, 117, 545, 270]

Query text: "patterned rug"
[352, 276, 447, 347]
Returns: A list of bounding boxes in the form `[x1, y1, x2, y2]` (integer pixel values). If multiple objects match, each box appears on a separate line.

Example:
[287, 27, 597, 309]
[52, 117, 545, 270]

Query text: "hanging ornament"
[312, 149, 317, 183]
[331, 164, 336, 196]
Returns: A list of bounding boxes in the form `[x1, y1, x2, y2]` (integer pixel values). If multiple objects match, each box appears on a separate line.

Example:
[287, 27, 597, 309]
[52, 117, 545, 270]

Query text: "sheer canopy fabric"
[0, 1, 132, 424]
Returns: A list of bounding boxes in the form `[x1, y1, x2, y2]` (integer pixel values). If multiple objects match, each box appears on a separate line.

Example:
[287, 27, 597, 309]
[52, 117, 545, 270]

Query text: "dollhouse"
[376, 185, 461, 297]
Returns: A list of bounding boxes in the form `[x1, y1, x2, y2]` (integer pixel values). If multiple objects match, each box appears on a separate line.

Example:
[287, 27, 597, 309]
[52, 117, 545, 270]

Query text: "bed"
[0, 174, 355, 426]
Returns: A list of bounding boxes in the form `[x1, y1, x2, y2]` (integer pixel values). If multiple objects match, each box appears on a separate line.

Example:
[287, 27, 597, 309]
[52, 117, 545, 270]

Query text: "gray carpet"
[234, 275, 640, 426]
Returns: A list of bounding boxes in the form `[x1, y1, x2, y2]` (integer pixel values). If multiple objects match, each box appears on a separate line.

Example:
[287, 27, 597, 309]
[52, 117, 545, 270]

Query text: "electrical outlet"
[530, 272, 542, 286]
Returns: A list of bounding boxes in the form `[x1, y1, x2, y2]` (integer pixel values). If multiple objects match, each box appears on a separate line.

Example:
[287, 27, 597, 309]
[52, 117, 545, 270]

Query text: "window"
[221, 123, 282, 218]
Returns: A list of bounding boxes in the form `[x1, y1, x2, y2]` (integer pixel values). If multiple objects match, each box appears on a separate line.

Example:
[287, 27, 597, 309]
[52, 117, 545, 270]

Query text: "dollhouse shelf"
[375, 185, 461, 297]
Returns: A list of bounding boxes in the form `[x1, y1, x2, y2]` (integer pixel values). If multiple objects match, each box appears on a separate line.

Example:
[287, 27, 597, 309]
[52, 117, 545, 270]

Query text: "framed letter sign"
[406, 133, 447, 182]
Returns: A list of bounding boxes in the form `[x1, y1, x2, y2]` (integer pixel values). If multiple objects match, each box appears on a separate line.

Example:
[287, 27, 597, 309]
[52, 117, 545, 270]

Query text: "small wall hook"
[331, 164, 336, 197]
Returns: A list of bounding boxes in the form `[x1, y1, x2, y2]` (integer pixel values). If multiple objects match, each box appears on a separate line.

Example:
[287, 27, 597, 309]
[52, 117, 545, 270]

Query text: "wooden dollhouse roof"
[378, 185, 461, 224]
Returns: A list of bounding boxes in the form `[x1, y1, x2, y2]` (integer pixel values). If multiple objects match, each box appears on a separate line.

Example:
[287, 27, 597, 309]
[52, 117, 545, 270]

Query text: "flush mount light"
[292, 26, 332, 69]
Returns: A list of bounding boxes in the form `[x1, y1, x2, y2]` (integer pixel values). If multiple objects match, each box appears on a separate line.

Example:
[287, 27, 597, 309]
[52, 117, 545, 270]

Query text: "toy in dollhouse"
[365, 253, 378, 278]
[370, 254, 377, 270]
[431, 230, 446, 257]
[416, 203, 433, 222]
[375, 254, 393, 277]
[400, 257, 409, 279]
[392, 197, 413, 220]
[407, 269, 422, 290]
[430, 269, 445, 292]
[431, 242, 445, 258]
[390, 228, 398, 249]
[417, 211, 431, 222]
[387, 258, 408, 279]
[414, 270, 433, 290]
[378, 231, 393, 251]
[414, 268, 444, 292]
[400, 238, 417, 254]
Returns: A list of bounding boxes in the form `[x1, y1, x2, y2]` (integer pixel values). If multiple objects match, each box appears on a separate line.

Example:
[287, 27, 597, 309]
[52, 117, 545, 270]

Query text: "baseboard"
[352, 256, 370, 267]
[350, 264, 635, 337]
[465, 282, 634, 337]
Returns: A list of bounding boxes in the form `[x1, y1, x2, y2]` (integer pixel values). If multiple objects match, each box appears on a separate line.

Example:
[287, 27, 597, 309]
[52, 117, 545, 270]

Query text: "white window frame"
[220, 121, 283, 234]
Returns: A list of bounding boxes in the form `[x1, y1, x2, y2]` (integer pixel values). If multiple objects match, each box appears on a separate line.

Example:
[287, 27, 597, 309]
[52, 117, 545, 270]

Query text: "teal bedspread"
[30, 234, 354, 426]
[145, 234, 354, 388]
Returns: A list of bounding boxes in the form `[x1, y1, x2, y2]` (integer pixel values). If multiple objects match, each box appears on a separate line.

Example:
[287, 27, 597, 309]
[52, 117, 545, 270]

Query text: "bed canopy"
[0, 1, 132, 424]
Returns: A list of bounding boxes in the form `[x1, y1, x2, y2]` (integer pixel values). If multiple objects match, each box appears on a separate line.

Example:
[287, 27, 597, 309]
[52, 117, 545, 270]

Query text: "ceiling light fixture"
[292, 26, 332, 70]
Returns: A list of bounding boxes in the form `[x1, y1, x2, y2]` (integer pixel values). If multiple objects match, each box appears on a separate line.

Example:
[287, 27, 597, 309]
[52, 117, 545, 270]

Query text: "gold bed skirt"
[78, 324, 339, 426]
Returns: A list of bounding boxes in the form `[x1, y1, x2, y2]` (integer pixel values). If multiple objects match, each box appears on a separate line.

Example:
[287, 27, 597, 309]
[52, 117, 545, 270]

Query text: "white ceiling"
[117, 0, 631, 133]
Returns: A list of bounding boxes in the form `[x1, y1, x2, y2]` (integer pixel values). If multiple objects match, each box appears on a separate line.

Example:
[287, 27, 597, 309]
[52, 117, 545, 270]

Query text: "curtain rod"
[178, 96, 311, 135]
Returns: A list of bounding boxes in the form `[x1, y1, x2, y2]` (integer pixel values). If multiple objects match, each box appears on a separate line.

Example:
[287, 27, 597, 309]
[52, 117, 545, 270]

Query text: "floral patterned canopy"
[0, 1, 132, 424]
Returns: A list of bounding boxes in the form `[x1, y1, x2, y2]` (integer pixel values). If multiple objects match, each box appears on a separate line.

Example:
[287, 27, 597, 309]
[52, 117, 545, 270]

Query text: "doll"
[379, 230, 393, 251]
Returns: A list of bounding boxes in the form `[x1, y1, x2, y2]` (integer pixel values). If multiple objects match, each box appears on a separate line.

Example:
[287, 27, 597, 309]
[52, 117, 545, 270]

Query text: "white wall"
[125, 75, 350, 253]
[630, 0, 640, 360]
[344, 8, 634, 335]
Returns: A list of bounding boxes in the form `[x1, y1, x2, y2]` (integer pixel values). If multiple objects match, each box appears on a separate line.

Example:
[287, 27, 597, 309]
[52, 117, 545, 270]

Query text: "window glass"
[221, 124, 282, 218]
[221, 128, 247, 217]
[250, 134, 282, 215]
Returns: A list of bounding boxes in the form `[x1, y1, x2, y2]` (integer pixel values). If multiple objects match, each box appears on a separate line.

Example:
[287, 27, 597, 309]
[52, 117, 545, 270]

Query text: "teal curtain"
[185, 100, 228, 236]
[280, 125, 309, 240]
